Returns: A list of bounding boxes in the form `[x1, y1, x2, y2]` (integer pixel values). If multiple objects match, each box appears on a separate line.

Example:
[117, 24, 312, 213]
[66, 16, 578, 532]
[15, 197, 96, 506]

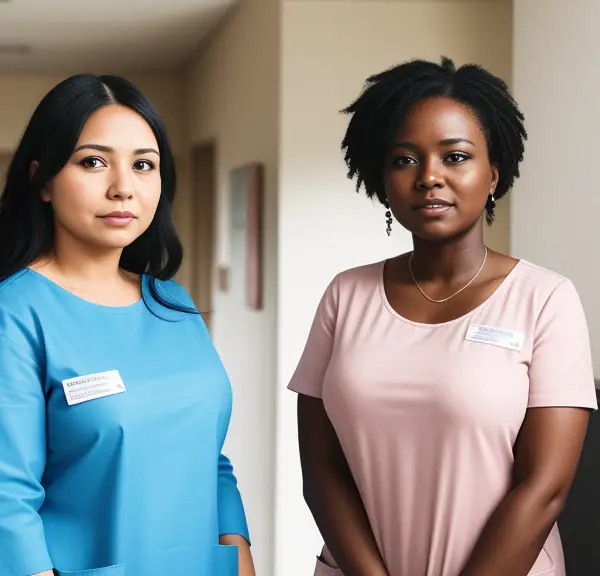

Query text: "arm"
[461, 279, 597, 576]
[217, 453, 254, 576]
[0, 334, 54, 576]
[298, 394, 389, 576]
[219, 534, 254, 576]
[460, 406, 590, 576]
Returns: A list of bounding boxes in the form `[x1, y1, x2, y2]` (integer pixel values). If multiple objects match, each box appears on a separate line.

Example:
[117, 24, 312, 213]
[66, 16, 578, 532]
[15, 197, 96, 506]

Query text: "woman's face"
[40, 104, 162, 253]
[383, 97, 498, 242]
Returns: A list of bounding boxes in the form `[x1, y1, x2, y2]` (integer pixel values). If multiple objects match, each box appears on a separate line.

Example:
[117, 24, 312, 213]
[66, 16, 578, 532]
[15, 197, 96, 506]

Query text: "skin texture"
[299, 96, 590, 575]
[220, 534, 255, 575]
[299, 395, 390, 576]
[29, 105, 254, 576]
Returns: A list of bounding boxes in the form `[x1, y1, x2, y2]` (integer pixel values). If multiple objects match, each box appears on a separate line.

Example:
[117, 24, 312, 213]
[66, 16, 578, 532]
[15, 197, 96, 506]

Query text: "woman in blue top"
[0, 75, 254, 576]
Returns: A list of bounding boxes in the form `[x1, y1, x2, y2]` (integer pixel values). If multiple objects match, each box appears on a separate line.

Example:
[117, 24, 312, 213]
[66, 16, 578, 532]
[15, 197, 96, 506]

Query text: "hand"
[219, 533, 255, 576]
[32, 571, 54, 576]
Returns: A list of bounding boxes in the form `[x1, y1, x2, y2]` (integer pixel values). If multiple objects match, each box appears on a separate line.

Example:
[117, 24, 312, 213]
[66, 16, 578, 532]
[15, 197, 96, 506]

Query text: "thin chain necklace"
[408, 247, 488, 304]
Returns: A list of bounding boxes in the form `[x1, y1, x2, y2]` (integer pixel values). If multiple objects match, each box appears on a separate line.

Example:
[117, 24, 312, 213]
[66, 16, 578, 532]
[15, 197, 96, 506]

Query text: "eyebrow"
[73, 144, 160, 156]
[392, 138, 475, 150]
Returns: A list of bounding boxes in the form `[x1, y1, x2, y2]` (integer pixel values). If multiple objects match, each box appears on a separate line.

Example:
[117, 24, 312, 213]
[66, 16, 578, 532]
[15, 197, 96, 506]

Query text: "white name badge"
[62, 370, 126, 406]
[465, 324, 524, 352]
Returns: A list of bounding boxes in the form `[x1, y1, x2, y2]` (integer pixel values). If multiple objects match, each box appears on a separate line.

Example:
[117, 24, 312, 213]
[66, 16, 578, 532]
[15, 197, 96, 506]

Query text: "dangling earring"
[485, 193, 496, 225]
[384, 201, 393, 236]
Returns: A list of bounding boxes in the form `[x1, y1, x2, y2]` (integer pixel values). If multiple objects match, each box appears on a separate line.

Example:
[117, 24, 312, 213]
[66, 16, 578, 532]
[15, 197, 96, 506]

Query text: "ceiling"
[0, 0, 238, 73]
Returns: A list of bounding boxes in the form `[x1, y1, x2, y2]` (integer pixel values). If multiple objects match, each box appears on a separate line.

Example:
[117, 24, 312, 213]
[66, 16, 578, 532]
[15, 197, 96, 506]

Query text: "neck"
[411, 229, 487, 283]
[46, 232, 125, 282]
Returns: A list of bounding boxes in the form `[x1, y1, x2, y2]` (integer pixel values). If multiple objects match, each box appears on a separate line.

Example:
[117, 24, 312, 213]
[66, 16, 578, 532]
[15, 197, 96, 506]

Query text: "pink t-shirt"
[288, 259, 598, 576]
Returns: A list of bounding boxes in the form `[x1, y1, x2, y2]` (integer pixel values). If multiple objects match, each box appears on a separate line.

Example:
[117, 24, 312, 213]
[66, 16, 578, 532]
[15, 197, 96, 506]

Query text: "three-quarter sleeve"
[0, 334, 53, 575]
[217, 453, 250, 543]
[528, 279, 598, 410]
[287, 275, 340, 399]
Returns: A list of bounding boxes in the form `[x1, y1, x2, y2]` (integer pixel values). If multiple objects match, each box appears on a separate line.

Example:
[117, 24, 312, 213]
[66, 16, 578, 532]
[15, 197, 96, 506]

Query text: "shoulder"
[313, 261, 383, 320]
[329, 260, 383, 293]
[152, 277, 193, 303]
[512, 260, 585, 318]
[514, 260, 574, 298]
[0, 268, 37, 301]
[0, 269, 45, 350]
[516, 260, 568, 287]
[147, 276, 199, 317]
[0, 268, 46, 317]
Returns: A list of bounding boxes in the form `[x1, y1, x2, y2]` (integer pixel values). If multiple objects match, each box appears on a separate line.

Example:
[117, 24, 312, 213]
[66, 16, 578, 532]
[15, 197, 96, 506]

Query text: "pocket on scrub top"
[315, 555, 345, 576]
[57, 563, 125, 576]
[214, 544, 238, 576]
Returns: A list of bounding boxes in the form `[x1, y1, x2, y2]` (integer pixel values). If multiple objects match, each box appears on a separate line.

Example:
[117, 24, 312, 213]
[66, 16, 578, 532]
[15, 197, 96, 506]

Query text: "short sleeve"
[0, 333, 53, 575]
[528, 279, 598, 410]
[287, 275, 339, 398]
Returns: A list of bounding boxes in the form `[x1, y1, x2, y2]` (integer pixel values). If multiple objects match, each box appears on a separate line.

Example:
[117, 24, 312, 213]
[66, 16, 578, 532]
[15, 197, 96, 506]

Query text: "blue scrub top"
[0, 269, 249, 576]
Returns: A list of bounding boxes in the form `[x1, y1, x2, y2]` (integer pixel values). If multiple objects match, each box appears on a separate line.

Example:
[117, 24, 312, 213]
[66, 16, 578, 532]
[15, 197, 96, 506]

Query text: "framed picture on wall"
[229, 163, 264, 310]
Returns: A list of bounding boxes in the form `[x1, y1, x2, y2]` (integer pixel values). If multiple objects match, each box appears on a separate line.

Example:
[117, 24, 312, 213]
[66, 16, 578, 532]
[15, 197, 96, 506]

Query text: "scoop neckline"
[25, 268, 146, 314]
[378, 258, 524, 328]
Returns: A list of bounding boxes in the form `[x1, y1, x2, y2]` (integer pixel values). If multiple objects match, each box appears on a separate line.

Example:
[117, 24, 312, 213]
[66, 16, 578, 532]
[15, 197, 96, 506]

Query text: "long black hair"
[341, 57, 527, 224]
[0, 73, 195, 313]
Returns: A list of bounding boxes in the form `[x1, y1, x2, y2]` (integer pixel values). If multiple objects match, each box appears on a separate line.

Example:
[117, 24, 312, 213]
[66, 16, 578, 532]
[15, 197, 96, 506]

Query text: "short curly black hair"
[341, 57, 527, 224]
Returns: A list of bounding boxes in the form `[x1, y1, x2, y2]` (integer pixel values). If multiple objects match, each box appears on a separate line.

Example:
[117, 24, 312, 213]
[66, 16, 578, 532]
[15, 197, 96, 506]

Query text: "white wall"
[512, 0, 600, 376]
[276, 1, 513, 574]
[184, 0, 280, 573]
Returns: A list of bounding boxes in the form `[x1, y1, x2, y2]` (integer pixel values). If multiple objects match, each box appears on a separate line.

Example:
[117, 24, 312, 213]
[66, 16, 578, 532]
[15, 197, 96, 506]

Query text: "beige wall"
[512, 0, 600, 373]
[0, 153, 9, 190]
[276, 2, 513, 574]
[0, 72, 186, 155]
[183, 0, 280, 573]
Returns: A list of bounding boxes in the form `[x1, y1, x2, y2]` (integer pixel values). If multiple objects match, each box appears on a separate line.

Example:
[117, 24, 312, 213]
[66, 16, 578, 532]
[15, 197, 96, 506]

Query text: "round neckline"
[378, 258, 524, 328]
[25, 268, 146, 314]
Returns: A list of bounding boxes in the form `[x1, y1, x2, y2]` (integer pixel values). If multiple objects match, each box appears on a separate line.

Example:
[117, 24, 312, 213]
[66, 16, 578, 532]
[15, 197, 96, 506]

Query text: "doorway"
[190, 141, 217, 332]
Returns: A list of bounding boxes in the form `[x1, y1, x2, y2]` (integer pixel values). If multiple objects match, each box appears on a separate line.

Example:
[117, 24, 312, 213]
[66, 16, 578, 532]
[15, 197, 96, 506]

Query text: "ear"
[30, 161, 51, 202]
[490, 165, 499, 195]
[29, 160, 39, 181]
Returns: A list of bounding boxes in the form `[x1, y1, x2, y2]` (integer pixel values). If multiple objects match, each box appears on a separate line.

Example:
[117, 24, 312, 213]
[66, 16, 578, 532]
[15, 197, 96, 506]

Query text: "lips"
[102, 211, 135, 218]
[99, 211, 136, 227]
[414, 198, 453, 209]
[415, 198, 454, 217]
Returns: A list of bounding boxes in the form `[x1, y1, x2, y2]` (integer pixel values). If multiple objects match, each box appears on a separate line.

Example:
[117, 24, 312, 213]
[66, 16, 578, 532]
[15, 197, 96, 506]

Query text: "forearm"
[305, 470, 388, 576]
[460, 484, 563, 576]
[220, 534, 255, 576]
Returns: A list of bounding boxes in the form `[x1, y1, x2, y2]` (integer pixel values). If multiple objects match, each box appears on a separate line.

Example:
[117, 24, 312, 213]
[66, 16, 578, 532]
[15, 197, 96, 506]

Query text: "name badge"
[465, 324, 524, 352]
[62, 370, 126, 406]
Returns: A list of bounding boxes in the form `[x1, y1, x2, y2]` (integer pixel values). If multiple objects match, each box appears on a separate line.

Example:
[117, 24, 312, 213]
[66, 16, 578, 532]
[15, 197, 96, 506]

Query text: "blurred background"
[0, 0, 598, 575]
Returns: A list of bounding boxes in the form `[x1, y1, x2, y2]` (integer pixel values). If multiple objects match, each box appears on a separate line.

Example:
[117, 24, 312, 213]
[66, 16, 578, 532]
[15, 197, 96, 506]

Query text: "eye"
[133, 160, 156, 172]
[80, 157, 106, 169]
[393, 155, 417, 167]
[445, 152, 470, 164]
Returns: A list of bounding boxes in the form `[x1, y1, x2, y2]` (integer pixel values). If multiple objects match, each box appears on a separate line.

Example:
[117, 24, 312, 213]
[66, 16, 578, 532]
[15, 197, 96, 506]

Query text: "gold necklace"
[408, 247, 488, 304]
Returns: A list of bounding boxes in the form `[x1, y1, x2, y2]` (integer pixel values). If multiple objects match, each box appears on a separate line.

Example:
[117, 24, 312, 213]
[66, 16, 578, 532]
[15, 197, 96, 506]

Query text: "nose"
[416, 158, 445, 190]
[107, 167, 134, 201]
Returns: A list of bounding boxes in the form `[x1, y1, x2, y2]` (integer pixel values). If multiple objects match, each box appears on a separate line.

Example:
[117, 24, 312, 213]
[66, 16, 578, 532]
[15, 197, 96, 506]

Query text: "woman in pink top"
[288, 57, 598, 576]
